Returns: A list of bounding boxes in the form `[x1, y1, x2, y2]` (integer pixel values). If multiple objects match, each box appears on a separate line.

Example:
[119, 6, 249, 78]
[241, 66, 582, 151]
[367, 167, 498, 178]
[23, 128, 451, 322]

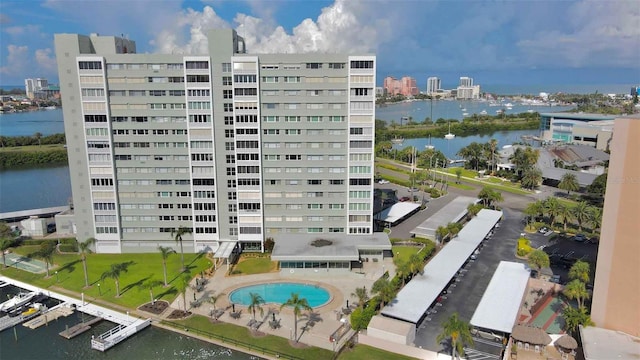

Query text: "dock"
[91, 319, 151, 351]
[59, 316, 103, 339]
[0, 308, 46, 332]
[23, 305, 74, 329]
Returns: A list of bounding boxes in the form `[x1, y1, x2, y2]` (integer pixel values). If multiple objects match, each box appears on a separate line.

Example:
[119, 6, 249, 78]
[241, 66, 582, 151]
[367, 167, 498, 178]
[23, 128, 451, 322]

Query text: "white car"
[378, 179, 390, 184]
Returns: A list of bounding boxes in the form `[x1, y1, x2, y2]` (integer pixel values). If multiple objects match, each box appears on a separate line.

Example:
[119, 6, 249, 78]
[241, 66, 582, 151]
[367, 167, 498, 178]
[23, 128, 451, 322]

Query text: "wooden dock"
[59, 317, 103, 339]
[23, 306, 74, 329]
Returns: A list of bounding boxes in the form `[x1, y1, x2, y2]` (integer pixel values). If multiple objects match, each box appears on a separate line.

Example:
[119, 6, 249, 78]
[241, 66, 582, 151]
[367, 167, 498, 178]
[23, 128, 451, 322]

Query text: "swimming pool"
[229, 283, 331, 308]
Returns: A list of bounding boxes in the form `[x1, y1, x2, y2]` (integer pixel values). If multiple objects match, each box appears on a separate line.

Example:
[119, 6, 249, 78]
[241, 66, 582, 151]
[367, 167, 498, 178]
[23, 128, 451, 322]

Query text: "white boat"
[461, 108, 467, 112]
[0, 291, 39, 312]
[391, 137, 404, 145]
[462, 112, 469, 117]
[480, 110, 488, 115]
[44, 106, 57, 110]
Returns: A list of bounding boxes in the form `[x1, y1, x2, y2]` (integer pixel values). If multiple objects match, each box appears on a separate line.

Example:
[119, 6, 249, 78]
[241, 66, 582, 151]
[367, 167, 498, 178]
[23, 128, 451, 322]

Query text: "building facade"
[426, 77, 441, 95]
[383, 76, 418, 97]
[539, 112, 616, 150]
[590, 116, 640, 337]
[54, 30, 375, 254]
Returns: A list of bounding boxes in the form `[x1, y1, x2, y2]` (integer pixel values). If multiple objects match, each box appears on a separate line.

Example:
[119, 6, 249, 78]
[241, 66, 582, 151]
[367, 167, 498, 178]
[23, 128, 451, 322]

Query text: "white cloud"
[517, 0, 640, 68]
[3, 24, 41, 35]
[35, 48, 57, 73]
[0, 44, 29, 75]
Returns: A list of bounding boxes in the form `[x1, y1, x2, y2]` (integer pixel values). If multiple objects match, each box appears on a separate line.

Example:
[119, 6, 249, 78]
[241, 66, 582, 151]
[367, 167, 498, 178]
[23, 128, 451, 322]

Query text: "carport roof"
[382, 209, 503, 324]
[378, 202, 421, 224]
[470, 261, 530, 333]
[271, 233, 391, 262]
[410, 196, 477, 239]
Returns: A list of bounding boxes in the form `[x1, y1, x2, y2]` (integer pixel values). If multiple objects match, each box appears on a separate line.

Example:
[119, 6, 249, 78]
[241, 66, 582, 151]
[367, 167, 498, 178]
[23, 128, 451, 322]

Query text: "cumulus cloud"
[153, 0, 385, 55]
[517, 0, 640, 68]
[0, 44, 29, 76]
[35, 48, 57, 73]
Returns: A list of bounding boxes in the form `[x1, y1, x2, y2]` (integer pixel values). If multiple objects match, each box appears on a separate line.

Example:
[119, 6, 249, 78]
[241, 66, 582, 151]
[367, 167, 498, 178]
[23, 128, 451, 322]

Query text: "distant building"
[539, 112, 616, 150]
[383, 76, 418, 97]
[375, 86, 385, 97]
[456, 85, 480, 100]
[426, 77, 441, 95]
[459, 76, 473, 87]
[24, 78, 58, 99]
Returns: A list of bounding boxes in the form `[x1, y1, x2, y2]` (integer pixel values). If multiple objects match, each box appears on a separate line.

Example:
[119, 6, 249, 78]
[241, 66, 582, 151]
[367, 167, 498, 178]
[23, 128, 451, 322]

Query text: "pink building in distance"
[383, 76, 419, 97]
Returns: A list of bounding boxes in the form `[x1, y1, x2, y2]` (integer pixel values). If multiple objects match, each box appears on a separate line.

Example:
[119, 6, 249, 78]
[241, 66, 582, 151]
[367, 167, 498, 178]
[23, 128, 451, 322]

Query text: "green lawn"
[167, 315, 334, 360]
[339, 344, 420, 360]
[231, 255, 277, 275]
[1, 247, 212, 309]
[446, 167, 477, 178]
[392, 246, 420, 264]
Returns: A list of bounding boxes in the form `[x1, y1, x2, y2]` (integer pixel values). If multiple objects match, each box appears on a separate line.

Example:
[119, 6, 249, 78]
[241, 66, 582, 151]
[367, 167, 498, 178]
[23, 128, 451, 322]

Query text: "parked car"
[399, 196, 411, 202]
[573, 234, 587, 242]
[378, 179, 390, 184]
[538, 227, 549, 234]
[550, 274, 561, 284]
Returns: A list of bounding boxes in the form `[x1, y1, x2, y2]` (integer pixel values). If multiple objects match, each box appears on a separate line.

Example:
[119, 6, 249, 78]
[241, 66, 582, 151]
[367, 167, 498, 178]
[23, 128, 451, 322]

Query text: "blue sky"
[1, 0, 638, 91]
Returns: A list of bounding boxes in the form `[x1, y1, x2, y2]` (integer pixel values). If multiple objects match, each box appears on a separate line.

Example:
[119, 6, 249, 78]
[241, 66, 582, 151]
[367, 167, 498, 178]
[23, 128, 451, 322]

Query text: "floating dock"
[59, 316, 103, 339]
[0, 307, 46, 332]
[91, 319, 151, 351]
[23, 305, 74, 329]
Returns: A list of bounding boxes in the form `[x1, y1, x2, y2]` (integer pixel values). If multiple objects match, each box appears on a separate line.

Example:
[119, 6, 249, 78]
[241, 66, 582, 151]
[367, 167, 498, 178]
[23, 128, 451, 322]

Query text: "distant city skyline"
[1, 0, 639, 87]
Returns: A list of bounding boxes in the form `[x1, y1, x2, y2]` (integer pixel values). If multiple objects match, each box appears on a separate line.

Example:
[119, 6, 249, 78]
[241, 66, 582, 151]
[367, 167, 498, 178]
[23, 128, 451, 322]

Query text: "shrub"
[58, 244, 78, 253]
[264, 237, 275, 252]
[517, 237, 532, 256]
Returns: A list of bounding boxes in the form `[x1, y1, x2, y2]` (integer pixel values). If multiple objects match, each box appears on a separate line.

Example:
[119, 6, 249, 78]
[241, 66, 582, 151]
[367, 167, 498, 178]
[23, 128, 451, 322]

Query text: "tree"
[563, 279, 590, 308]
[100, 262, 132, 297]
[558, 173, 580, 195]
[0, 222, 14, 268]
[350, 287, 369, 308]
[563, 306, 594, 335]
[487, 139, 498, 174]
[248, 292, 265, 321]
[139, 279, 163, 304]
[447, 222, 462, 238]
[436, 312, 474, 359]
[33, 241, 56, 277]
[527, 250, 550, 277]
[588, 206, 603, 232]
[174, 272, 192, 312]
[395, 260, 412, 285]
[207, 291, 226, 313]
[408, 253, 424, 277]
[569, 260, 591, 284]
[78, 238, 95, 288]
[478, 186, 503, 209]
[586, 173, 607, 196]
[371, 276, 395, 307]
[559, 204, 573, 231]
[572, 201, 591, 232]
[544, 197, 562, 227]
[521, 167, 542, 190]
[280, 293, 312, 342]
[457, 142, 485, 171]
[170, 226, 192, 271]
[523, 201, 544, 226]
[436, 225, 449, 243]
[34, 132, 42, 146]
[158, 246, 176, 286]
[455, 168, 462, 184]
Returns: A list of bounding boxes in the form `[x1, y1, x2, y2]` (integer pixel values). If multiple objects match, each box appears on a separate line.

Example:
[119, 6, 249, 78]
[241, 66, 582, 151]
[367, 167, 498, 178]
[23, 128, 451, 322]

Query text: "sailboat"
[444, 120, 455, 140]
[391, 136, 404, 145]
[425, 134, 434, 150]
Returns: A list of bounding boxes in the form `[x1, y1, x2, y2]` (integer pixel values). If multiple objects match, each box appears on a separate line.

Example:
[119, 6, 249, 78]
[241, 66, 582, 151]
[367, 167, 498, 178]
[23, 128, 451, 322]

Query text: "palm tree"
[280, 293, 312, 342]
[33, 241, 56, 277]
[78, 237, 95, 288]
[395, 260, 412, 285]
[350, 287, 369, 308]
[436, 312, 474, 359]
[477, 186, 503, 209]
[408, 253, 424, 277]
[371, 276, 395, 307]
[455, 168, 462, 184]
[248, 292, 265, 321]
[100, 262, 131, 297]
[527, 250, 550, 278]
[559, 204, 573, 231]
[523, 201, 544, 226]
[572, 201, 591, 232]
[207, 291, 226, 314]
[521, 167, 542, 190]
[544, 197, 562, 227]
[563, 279, 590, 308]
[0, 223, 14, 268]
[158, 246, 176, 286]
[558, 173, 580, 195]
[170, 226, 192, 271]
[488, 138, 498, 174]
[436, 225, 449, 243]
[569, 260, 591, 284]
[139, 279, 163, 304]
[563, 306, 594, 335]
[588, 206, 603, 232]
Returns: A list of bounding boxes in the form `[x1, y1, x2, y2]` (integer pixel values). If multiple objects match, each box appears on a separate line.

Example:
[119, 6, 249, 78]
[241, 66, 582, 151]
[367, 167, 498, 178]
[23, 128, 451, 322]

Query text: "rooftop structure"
[539, 112, 616, 150]
[54, 30, 375, 254]
[470, 261, 530, 334]
[410, 196, 476, 240]
[382, 209, 502, 324]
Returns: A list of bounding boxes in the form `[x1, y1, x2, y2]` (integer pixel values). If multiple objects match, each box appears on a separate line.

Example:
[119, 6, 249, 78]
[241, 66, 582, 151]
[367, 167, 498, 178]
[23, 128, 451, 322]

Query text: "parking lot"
[412, 207, 527, 357]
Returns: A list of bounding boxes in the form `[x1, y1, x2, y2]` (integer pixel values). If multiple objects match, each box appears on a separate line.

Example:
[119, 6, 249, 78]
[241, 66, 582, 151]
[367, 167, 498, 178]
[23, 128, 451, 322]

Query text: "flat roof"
[540, 112, 617, 121]
[378, 202, 421, 224]
[580, 326, 640, 360]
[540, 167, 598, 186]
[470, 261, 530, 333]
[368, 315, 415, 336]
[410, 196, 477, 239]
[382, 209, 503, 323]
[213, 241, 237, 259]
[271, 233, 391, 262]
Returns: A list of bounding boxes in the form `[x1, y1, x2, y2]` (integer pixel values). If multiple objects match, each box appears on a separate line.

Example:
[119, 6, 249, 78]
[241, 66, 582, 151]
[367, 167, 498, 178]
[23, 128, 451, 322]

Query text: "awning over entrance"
[214, 241, 237, 259]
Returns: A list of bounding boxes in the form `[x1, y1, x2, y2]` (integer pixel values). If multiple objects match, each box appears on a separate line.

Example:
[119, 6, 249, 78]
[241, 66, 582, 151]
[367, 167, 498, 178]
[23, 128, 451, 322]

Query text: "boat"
[45, 106, 57, 110]
[462, 112, 469, 117]
[461, 108, 467, 112]
[480, 110, 488, 115]
[391, 137, 404, 145]
[444, 120, 455, 140]
[0, 291, 39, 312]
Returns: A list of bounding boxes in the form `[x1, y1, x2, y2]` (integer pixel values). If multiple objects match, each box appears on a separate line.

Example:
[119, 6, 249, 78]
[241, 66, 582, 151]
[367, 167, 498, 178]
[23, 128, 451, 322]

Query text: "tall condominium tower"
[459, 76, 473, 87]
[426, 77, 441, 95]
[54, 30, 376, 254]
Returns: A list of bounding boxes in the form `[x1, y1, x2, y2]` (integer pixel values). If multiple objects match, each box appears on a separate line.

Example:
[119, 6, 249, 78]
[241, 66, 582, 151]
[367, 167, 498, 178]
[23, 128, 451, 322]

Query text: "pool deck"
[168, 258, 396, 352]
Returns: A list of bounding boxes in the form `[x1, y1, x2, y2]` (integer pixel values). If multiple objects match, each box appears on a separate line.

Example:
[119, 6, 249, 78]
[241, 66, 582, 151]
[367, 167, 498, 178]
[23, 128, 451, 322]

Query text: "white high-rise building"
[426, 77, 441, 95]
[54, 30, 376, 254]
[459, 76, 473, 87]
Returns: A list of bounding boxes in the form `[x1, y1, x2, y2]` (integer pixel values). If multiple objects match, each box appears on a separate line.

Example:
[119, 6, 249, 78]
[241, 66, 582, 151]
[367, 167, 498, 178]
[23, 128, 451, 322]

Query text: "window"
[222, 76, 232, 85]
[262, 76, 278, 83]
[186, 74, 209, 82]
[149, 90, 166, 96]
[350, 140, 372, 148]
[328, 63, 345, 69]
[189, 114, 211, 123]
[351, 88, 371, 96]
[85, 115, 107, 122]
[226, 155, 235, 164]
[350, 60, 374, 69]
[222, 63, 232, 72]
[79, 61, 102, 70]
[284, 76, 301, 83]
[226, 167, 236, 176]
[234, 74, 257, 83]
[188, 89, 209, 97]
[350, 127, 364, 135]
[237, 153, 259, 160]
[235, 88, 257, 96]
[308, 180, 322, 185]
[185, 61, 208, 69]
[223, 90, 233, 99]
[83, 88, 105, 97]
[223, 103, 233, 112]
[285, 154, 301, 160]
[306, 63, 322, 69]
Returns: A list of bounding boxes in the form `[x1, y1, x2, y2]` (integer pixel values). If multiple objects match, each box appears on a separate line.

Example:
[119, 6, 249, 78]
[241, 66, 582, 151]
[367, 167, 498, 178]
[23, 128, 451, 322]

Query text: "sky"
[1, 0, 639, 91]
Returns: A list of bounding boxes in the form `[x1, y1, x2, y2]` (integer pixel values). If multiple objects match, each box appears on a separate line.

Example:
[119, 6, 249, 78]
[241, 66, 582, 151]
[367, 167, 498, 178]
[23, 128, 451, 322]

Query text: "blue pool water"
[229, 283, 330, 308]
